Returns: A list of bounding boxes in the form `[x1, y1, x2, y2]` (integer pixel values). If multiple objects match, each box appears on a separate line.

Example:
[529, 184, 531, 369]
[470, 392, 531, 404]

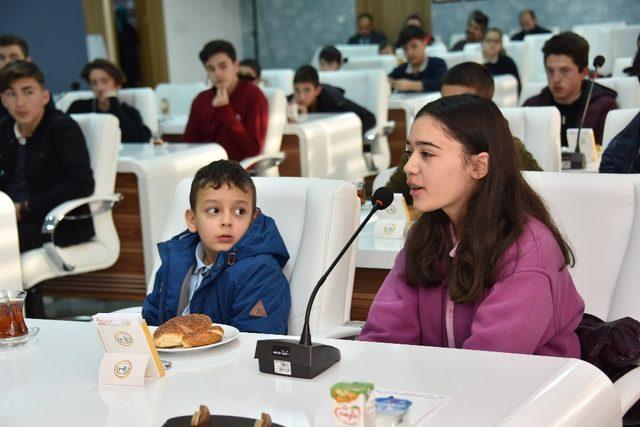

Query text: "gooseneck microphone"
[568, 55, 605, 169]
[255, 187, 394, 379]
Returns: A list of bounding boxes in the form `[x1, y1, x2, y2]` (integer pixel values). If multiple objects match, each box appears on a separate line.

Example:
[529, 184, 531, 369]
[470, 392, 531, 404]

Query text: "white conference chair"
[119, 177, 361, 338]
[523, 172, 640, 416]
[521, 33, 554, 83]
[573, 22, 626, 76]
[0, 191, 21, 290]
[492, 74, 519, 108]
[613, 57, 633, 77]
[596, 76, 640, 109]
[261, 69, 294, 96]
[319, 69, 393, 170]
[503, 40, 525, 78]
[155, 82, 207, 117]
[57, 88, 159, 136]
[311, 44, 379, 69]
[342, 56, 399, 74]
[21, 114, 121, 289]
[501, 107, 562, 172]
[602, 108, 640, 149]
[240, 87, 287, 176]
[609, 26, 640, 69]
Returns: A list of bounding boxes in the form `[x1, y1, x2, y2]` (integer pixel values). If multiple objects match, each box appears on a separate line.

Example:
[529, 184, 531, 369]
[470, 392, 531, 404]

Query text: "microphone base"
[254, 338, 341, 379]
[561, 151, 586, 170]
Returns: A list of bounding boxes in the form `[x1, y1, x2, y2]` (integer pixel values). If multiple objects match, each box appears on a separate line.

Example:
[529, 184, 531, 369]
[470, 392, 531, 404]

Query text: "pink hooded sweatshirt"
[358, 218, 585, 357]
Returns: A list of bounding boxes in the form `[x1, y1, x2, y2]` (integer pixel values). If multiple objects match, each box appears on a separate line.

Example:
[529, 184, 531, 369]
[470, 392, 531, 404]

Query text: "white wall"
[162, 0, 244, 84]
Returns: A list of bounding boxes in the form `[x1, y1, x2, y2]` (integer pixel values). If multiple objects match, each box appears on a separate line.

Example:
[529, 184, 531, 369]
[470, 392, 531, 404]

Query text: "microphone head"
[371, 187, 394, 209]
[593, 55, 605, 68]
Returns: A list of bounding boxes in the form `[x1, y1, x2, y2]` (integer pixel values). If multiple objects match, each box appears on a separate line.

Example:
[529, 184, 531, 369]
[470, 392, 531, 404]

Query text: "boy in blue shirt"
[389, 25, 447, 93]
[142, 160, 291, 334]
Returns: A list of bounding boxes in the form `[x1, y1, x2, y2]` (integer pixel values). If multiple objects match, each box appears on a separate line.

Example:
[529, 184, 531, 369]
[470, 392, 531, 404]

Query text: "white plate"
[149, 324, 239, 353]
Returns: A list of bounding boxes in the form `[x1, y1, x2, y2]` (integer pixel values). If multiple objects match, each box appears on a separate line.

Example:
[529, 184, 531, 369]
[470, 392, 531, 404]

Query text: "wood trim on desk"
[351, 267, 389, 321]
[280, 134, 302, 177]
[388, 108, 407, 166]
[43, 173, 147, 301]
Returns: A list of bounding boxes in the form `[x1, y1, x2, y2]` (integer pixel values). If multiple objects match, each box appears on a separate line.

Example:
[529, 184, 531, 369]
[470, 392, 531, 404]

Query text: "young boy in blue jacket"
[142, 160, 291, 334]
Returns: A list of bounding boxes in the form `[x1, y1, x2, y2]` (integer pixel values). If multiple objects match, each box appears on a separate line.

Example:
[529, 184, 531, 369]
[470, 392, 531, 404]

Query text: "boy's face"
[1, 77, 49, 128]
[544, 54, 588, 104]
[403, 38, 427, 66]
[466, 20, 485, 42]
[185, 184, 256, 257]
[89, 68, 120, 100]
[0, 44, 27, 69]
[520, 12, 536, 32]
[357, 17, 373, 37]
[293, 82, 322, 108]
[204, 52, 238, 90]
[319, 59, 340, 71]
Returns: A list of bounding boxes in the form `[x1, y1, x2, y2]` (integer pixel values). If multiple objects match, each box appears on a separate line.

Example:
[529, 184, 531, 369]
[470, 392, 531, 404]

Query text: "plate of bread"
[150, 314, 239, 353]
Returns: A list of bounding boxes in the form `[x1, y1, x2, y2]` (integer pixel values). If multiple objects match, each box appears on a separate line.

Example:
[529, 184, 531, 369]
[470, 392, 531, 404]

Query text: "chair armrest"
[41, 194, 122, 272]
[240, 152, 287, 176]
[314, 322, 365, 340]
[614, 364, 640, 414]
[364, 121, 396, 142]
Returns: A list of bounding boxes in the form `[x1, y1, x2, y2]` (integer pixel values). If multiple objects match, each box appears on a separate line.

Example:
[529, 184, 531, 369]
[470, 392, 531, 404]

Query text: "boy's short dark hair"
[199, 40, 236, 64]
[189, 160, 256, 212]
[542, 32, 589, 70]
[0, 60, 45, 92]
[405, 13, 423, 26]
[293, 65, 320, 86]
[239, 58, 261, 78]
[81, 59, 126, 85]
[319, 46, 343, 65]
[469, 10, 489, 32]
[0, 34, 29, 57]
[357, 12, 373, 22]
[398, 25, 426, 46]
[442, 62, 495, 99]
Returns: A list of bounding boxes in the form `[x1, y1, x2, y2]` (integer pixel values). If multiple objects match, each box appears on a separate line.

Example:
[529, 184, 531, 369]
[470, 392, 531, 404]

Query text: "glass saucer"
[0, 326, 40, 347]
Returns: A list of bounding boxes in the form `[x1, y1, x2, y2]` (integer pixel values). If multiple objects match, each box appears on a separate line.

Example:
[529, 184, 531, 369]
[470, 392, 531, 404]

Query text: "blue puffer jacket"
[600, 112, 640, 173]
[142, 212, 291, 334]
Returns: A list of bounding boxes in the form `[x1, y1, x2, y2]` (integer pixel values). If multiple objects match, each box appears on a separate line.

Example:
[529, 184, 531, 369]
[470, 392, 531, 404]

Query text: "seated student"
[289, 65, 376, 134]
[523, 32, 617, 146]
[0, 61, 95, 252]
[599, 111, 640, 173]
[395, 13, 434, 48]
[67, 59, 151, 143]
[183, 40, 268, 161]
[511, 10, 551, 41]
[386, 62, 542, 204]
[318, 46, 343, 71]
[451, 10, 488, 51]
[348, 13, 387, 45]
[142, 160, 291, 334]
[378, 42, 396, 56]
[482, 28, 521, 93]
[238, 58, 263, 87]
[359, 94, 584, 358]
[389, 26, 447, 93]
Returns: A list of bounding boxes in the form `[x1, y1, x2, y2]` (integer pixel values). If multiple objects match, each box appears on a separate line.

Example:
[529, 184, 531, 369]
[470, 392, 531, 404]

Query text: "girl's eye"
[421, 152, 433, 159]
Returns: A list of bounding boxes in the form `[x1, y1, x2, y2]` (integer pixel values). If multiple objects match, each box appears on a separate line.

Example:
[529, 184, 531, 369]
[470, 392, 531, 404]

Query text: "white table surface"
[0, 319, 620, 427]
[118, 143, 228, 282]
[284, 112, 367, 182]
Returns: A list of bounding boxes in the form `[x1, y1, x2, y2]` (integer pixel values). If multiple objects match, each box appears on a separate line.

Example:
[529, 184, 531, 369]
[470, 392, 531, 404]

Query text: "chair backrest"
[492, 74, 519, 107]
[155, 82, 207, 117]
[573, 22, 626, 76]
[503, 40, 525, 78]
[595, 76, 640, 109]
[602, 108, 640, 149]
[612, 57, 633, 77]
[312, 45, 379, 68]
[521, 33, 554, 83]
[520, 81, 547, 106]
[501, 107, 562, 172]
[609, 26, 640, 66]
[449, 32, 465, 49]
[58, 88, 159, 135]
[261, 69, 295, 96]
[523, 172, 640, 321]
[342, 55, 398, 74]
[151, 177, 360, 335]
[0, 192, 21, 290]
[438, 50, 481, 69]
[260, 87, 287, 157]
[319, 69, 391, 168]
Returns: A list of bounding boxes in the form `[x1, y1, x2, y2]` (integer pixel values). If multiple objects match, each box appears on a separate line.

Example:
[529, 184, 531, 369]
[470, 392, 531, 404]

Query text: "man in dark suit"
[348, 12, 387, 45]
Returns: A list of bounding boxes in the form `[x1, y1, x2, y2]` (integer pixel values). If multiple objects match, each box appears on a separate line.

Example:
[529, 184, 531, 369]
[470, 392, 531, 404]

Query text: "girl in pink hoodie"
[359, 94, 584, 357]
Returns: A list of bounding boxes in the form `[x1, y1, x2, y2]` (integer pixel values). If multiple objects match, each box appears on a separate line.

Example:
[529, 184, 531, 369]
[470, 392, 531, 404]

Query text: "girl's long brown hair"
[404, 94, 574, 304]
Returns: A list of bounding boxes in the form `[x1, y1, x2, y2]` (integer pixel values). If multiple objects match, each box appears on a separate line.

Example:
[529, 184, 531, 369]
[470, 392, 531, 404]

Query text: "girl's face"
[404, 116, 488, 224]
[482, 30, 502, 59]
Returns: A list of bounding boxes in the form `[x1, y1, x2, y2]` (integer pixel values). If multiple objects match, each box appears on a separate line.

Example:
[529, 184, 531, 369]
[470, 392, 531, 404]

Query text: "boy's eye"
[207, 207, 219, 214]
[234, 208, 246, 215]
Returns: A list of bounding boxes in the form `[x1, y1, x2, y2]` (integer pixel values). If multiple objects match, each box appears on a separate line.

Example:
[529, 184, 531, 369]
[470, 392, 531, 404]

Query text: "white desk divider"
[375, 194, 410, 239]
[93, 313, 164, 386]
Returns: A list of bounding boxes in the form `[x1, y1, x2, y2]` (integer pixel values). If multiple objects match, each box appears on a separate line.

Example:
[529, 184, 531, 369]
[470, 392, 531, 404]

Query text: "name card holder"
[93, 313, 165, 387]
[374, 193, 409, 239]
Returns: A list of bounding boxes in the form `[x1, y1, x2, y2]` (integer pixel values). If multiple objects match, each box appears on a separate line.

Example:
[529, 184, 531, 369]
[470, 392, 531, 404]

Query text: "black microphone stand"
[255, 195, 389, 379]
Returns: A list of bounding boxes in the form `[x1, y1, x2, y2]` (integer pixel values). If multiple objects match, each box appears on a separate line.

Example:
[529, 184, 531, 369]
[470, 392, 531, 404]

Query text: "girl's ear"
[469, 152, 490, 180]
[185, 209, 197, 233]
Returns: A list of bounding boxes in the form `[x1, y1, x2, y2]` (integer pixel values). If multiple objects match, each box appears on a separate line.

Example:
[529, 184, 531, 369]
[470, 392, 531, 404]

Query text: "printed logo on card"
[114, 360, 132, 378]
[114, 331, 133, 346]
[383, 223, 396, 235]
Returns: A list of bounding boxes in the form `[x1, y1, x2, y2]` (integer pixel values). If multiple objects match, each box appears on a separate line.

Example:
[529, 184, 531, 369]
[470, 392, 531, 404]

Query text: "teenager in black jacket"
[0, 61, 95, 252]
[67, 59, 151, 143]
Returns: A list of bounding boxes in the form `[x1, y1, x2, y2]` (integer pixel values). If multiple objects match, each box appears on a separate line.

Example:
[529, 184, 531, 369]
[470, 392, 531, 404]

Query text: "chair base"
[25, 285, 47, 319]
